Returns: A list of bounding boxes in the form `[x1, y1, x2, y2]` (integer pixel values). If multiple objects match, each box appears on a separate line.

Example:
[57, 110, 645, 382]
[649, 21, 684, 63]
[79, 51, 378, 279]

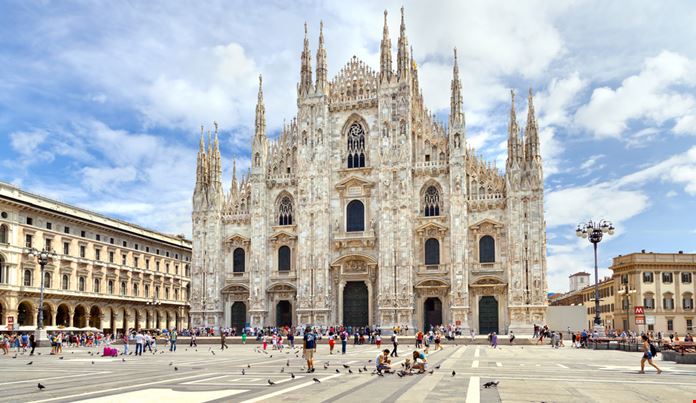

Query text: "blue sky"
[1, 1, 695, 292]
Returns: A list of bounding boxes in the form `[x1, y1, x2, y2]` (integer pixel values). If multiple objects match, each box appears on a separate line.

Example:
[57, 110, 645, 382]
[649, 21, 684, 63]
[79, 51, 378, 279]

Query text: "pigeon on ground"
[174, 367, 178, 371]
[368, 359, 372, 363]
[211, 351, 216, 356]
[27, 361, 33, 365]
[286, 360, 290, 366]
[435, 364, 441, 369]
[269, 355, 273, 358]
[169, 362, 173, 366]
[335, 369, 340, 373]
[348, 369, 353, 374]
[91, 361, 95, 365]
[291, 373, 295, 379]
[313, 377, 321, 383]
[451, 371, 456, 376]
[428, 369, 434, 374]
[122, 358, 126, 362]
[324, 364, 329, 369]
[248, 364, 251, 368]
[281, 368, 285, 373]
[37, 383, 46, 390]
[267, 379, 275, 386]
[483, 381, 499, 388]
[59, 356, 64, 360]
[129, 352, 133, 355]
[343, 364, 350, 368]
[363, 366, 368, 372]
[71, 352, 74, 354]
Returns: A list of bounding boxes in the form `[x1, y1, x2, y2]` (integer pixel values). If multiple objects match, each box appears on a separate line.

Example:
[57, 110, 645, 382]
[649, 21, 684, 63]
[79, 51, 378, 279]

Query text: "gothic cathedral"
[190, 8, 547, 334]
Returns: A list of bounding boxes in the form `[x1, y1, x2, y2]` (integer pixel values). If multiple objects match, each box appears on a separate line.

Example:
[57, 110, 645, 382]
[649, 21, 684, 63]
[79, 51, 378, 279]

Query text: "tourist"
[169, 329, 177, 352]
[328, 331, 335, 354]
[221, 331, 228, 350]
[135, 331, 144, 356]
[410, 350, 428, 373]
[375, 333, 382, 349]
[416, 330, 423, 348]
[241, 331, 247, 345]
[303, 326, 317, 373]
[145, 332, 153, 352]
[639, 334, 662, 374]
[434, 332, 443, 351]
[121, 332, 129, 356]
[189, 332, 197, 347]
[262, 334, 268, 350]
[490, 332, 498, 349]
[377, 349, 393, 373]
[470, 329, 476, 342]
[340, 329, 348, 354]
[29, 333, 36, 356]
[509, 331, 515, 345]
[390, 333, 399, 357]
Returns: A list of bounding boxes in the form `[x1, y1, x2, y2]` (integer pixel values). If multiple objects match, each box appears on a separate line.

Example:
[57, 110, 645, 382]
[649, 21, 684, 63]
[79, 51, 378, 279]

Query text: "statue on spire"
[380, 10, 393, 83]
[299, 22, 313, 96]
[316, 20, 328, 93]
[255, 75, 266, 138]
[396, 7, 410, 81]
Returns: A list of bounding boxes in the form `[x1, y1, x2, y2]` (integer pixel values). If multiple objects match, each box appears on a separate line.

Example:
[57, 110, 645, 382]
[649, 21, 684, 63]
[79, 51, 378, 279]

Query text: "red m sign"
[634, 306, 645, 315]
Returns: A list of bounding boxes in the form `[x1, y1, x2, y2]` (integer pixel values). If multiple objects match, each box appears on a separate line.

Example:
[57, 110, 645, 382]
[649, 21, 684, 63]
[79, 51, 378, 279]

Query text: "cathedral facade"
[190, 9, 547, 334]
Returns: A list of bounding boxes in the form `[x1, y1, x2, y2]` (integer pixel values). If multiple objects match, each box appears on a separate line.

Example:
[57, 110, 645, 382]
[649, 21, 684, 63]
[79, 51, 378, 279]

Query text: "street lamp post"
[576, 219, 615, 336]
[618, 283, 636, 334]
[26, 247, 57, 345]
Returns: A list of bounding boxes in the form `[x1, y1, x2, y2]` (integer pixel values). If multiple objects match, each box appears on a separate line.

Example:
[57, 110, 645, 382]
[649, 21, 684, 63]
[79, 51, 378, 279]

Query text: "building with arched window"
[191, 8, 547, 334]
[0, 181, 191, 333]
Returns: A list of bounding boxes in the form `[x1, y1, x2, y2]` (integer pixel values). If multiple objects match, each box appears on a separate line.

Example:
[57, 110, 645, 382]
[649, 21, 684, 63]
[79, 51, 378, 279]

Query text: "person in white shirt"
[135, 331, 145, 356]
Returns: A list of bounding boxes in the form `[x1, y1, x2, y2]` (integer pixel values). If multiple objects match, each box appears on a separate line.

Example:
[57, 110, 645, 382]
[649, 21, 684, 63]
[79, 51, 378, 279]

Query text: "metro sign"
[634, 306, 645, 315]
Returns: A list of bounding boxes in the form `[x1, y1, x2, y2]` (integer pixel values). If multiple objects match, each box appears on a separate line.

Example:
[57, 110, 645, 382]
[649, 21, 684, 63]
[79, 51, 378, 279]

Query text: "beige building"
[191, 8, 547, 334]
[611, 251, 695, 335]
[569, 271, 590, 292]
[0, 182, 192, 333]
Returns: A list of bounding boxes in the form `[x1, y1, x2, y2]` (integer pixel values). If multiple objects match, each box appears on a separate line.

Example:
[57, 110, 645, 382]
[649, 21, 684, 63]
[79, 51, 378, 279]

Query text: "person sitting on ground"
[376, 349, 393, 373]
[411, 350, 428, 373]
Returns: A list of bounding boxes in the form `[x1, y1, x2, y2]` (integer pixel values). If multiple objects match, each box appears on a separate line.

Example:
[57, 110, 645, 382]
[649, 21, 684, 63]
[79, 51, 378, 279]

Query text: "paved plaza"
[1, 341, 694, 403]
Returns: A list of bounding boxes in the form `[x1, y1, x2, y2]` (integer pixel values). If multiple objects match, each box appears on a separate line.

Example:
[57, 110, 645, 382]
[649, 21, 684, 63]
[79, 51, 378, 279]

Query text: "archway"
[42, 303, 53, 326]
[478, 296, 499, 334]
[155, 311, 161, 329]
[17, 301, 34, 326]
[276, 301, 292, 327]
[165, 312, 171, 330]
[121, 308, 128, 333]
[343, 281, 368, 327]
[423, 297, 443, 331]
[89, 306, 101, 328]
[56, 304, 70, 327]
[73, 305, 87, 328]
[230, 302, 246, 333]
[145, 311, 151, 329]
[134, 310, 141, 330]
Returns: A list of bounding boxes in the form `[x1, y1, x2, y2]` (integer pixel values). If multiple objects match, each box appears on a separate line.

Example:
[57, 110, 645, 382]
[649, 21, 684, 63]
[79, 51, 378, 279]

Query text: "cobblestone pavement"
[1, 342, 694, 402]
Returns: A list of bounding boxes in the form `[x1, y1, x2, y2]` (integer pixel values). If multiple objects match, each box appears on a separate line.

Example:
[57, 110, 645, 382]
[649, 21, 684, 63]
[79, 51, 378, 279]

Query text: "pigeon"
[451, 371, 456, 376]
[343, 364, 350, 368]
[129, 352, 133, 355]
[267, 379, 275, 386]
[324, 364, 329, 369]
[269, 355, 273, 358]
[38, 352, 42, 356]
[27, 361, 33, 365]
[91, 361, 95, 365]
[71, 352, 74, 354]
[435, 364, 441, 369]
[248, 364, 251, 368]
[348, 369, 353, 374]
[59, 356, 64, 360]
[359, 369, 363, 373]
[169, 362, 173, 366]
[428, 369, 434, 374]
[174, 367, 179, 371]
[363, 366, 368, 372]
[291, 372, 295, 379]
[368, 359, 372, 363]
[281, 368, 285, 373]
[122, 358, 126, 362]
[335, 369, 340, 373]
[12, 354, 17, 359]
[211, 351, 216, 356]
[483, 381, 499, 388]
[286, 360, 290, 366]
[37, 383, 46, 390]
[313, 377, 321, 383]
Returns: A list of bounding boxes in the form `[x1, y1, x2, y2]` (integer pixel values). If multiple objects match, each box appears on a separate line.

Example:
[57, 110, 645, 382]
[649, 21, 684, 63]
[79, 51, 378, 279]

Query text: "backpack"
[649, 343, 658, 356]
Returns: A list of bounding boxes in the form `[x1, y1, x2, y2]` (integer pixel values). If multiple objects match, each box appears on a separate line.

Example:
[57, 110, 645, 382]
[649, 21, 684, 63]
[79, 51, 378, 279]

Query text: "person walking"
[328, 331, 336, 354]
[639, 334, 662, 374]
[122, 332, 129, 356]
[390, 333, 399, 357]
[169, 329, 177, 352]
[241, 331, 247, 345]
[220, 331, 228, 350]
[144, 332, 153, 353]
[29, 333, 36, 356]
[509, 331, 516, 345]
[340, 329, 348, 355]
[303, 326, 317, 373]
[135, 331, 144, 356]
[189, 332, 197, 347]
[491, 332, 498, 349]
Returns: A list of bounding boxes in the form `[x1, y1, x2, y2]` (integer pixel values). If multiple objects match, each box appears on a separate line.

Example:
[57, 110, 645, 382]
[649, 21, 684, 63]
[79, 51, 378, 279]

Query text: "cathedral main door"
[276, 300, 292, 327]
[423, 297, 443, 331]
[343, 281, 368, 327]
[230, 302, 246, 332]
[478, 296, 499, 334]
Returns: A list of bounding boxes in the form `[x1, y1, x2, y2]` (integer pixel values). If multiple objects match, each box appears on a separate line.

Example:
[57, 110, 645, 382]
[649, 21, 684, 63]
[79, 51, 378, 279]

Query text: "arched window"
[23, 269, 32, 286]
[145, 284, 150, 298]
[424, 238, 440, 265]
[0, 224, 7, 243]
[78, 276, 85, 292]
[43, 272, 52, 288]
[346, 122, 366, 168]
[254, 153, 261, 167]
[278, 196, 293, 225]
[233, 248, 245, 273]
[479, 235, 495, 263]
[683, 292, 694, 310]
[133, 283, 139, 297]
[423, 186, 441, 216]
[120, 281, 126, 296]
[108, 280, 114, 294]
[0, 255, 5, 284]
[346, 200, 365, 232]
[62, 274, 69, 290]
[278, 246, 291, 271]
[663, 293, 675, 310]
[93, 278, 100, 293]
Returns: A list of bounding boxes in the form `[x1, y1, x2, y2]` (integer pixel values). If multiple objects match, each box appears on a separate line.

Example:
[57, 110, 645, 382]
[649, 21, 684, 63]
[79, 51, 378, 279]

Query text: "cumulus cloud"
[575, 51, 696, 138]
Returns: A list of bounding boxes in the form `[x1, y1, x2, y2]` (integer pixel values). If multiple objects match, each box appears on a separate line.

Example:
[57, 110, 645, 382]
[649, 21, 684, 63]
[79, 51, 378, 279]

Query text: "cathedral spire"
[195, 125, 206, 185]
[315, 21, 328, 94]
[212, 121, 222, 185]
[396, 7, 410, 81]
[255, 75, 266, 138]
[449, 47, 464, 127]
[525, 88, 540, 161]
[507, 89, 521, 168]
[299, 22, 313, 96]
[230, 158, 238, 197]
[379, 10, 393, 83]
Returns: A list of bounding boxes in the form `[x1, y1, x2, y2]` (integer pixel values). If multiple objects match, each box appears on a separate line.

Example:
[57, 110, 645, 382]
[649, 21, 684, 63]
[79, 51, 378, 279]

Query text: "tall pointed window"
[346, 200, 365, 232]
[424, 238, 440, 265]
[278, 246, 291, 271]
[346, 123, 366, 168]
[233, 248, 245, 273]
[479, 235, 495, 263]
[423, 186, 441, 217]
[0, 224, 7, 244]
[278, 196, 293, 225]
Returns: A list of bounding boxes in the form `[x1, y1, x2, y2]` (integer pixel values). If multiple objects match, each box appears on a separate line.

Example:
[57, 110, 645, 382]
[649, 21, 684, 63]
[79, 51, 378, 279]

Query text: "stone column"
[338, 280, 345, 325]
[367, 280, 373, 326]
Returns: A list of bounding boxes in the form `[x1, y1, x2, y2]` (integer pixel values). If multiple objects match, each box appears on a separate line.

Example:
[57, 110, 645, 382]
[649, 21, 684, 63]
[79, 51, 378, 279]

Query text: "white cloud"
[81, 166, 138, 192]
[575, 51, 696, 138]
[617, 145, 696, 195]
[536, 72, 587, 127]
